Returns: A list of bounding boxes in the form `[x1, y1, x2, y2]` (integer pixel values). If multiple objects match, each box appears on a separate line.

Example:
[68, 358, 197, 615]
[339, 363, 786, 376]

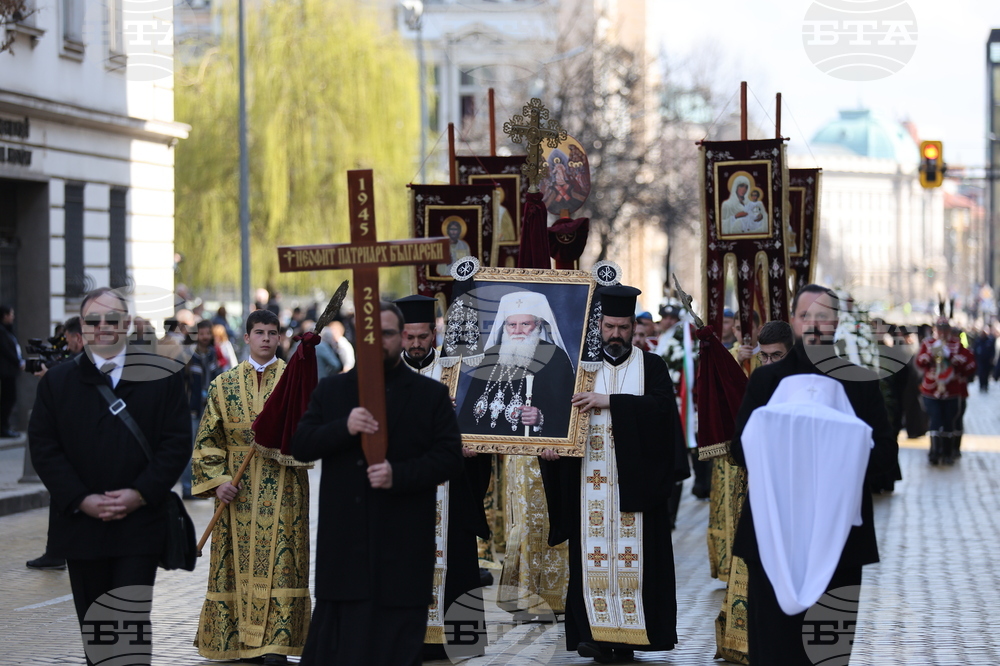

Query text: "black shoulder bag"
[94, 381, 197, 571]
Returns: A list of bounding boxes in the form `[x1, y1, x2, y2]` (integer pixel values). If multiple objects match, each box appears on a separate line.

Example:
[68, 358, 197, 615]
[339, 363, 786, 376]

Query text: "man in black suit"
[291, 301, 464, 666]
[730, 285, 898, 665]
[0, 303, 24, 437]
[28, 287, 190, 666]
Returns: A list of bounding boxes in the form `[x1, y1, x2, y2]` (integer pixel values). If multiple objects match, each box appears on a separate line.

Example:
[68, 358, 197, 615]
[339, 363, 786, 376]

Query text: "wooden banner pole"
[489, 88, 497, 157]
[776, 92, 782, 140]
[740, 81, 748, 141]
[196, 448, 255, 556]
[448, 122, 457, 185]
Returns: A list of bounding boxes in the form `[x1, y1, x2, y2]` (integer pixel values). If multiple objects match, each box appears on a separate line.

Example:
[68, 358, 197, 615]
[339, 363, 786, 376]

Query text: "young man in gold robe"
[191, 309, 311, 665]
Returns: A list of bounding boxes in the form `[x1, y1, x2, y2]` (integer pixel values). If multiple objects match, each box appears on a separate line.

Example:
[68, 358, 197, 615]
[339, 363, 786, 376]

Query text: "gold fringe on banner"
[699, 440, 731, 460]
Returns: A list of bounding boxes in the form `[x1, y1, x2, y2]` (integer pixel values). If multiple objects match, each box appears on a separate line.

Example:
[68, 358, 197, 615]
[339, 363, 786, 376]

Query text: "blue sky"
[650, 0, 1000, 167]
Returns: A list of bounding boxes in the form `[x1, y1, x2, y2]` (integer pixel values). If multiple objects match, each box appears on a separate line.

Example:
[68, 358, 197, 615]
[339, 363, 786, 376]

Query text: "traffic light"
[919, 140, 944, 188]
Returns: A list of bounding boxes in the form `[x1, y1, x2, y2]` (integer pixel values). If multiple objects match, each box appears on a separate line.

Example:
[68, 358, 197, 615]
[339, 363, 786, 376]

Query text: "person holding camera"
[30, 316, 85, 380]
[28, 287, 190, 666]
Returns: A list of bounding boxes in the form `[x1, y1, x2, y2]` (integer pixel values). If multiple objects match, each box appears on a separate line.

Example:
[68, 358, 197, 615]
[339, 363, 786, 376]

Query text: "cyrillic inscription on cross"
[277, 169, 450, 464]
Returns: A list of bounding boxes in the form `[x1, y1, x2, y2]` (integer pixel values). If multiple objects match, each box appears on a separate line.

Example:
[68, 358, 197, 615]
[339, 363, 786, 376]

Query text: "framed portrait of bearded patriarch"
[439, 263, 605, 456]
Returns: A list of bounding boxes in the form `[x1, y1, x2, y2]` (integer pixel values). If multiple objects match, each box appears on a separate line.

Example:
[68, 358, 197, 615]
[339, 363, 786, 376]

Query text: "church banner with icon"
[456, 155, 527, 268]
[540, 134, 592, 217]
[701, 139, 790, 336]
[439, 263, 606, 456]
[787, 168, 822, 298]
[411, 184, 496, 308]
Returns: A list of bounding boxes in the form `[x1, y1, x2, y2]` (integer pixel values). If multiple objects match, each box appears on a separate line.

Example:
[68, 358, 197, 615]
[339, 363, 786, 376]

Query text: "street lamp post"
[987, 30, 1000, 289]
[403, 1, 427, 184]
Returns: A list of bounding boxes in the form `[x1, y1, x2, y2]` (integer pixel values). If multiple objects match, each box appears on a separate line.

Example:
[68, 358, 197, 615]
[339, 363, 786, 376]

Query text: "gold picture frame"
[441, 267, 599, 456]
[468, 173, 521, 265]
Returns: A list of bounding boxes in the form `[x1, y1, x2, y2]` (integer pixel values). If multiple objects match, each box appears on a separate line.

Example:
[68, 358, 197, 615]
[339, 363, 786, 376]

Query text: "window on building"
[109, 189, 128, 289]
[107, 0, 124, 59]
[460, 94, 476, 127]
[62, 0, 84, 52]
[64, 183, 85, 298]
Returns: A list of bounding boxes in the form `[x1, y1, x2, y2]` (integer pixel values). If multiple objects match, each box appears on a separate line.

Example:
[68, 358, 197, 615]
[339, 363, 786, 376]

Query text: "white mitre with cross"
[742, 373, 873, 615]
[483, 290, 569, 355]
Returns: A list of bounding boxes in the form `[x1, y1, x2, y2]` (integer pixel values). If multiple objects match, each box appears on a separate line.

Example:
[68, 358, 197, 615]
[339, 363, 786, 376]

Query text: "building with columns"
[1, 0, 186, 428]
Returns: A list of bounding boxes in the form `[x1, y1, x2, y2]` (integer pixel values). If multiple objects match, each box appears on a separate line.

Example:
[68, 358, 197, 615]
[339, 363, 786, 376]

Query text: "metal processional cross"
[503, 98, 568, 192]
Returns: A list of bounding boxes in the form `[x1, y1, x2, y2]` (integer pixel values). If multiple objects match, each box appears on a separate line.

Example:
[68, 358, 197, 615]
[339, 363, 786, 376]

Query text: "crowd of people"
[13, 278, 990, 666]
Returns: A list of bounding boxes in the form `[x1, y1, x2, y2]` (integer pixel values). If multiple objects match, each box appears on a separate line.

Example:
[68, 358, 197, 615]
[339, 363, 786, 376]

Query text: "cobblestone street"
[3, 387, 1000, 664]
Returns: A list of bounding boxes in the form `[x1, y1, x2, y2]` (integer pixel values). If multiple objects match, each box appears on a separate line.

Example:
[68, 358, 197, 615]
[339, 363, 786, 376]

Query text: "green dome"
[811, 109, 918, 163]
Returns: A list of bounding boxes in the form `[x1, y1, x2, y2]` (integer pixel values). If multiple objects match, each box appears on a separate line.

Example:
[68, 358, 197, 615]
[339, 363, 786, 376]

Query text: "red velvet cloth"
[518, 192, 551, 269]
[695, 325, 748, 453]
[548, 216, 590, 269]
[252, 331, 320, 458]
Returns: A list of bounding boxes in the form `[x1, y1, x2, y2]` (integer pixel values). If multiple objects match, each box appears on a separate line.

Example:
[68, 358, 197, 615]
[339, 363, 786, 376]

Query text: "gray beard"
[498, 328, 542, 368]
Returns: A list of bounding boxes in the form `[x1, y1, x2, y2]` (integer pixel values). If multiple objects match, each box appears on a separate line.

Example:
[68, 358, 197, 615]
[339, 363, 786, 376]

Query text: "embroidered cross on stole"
[582, 346, 650, 645]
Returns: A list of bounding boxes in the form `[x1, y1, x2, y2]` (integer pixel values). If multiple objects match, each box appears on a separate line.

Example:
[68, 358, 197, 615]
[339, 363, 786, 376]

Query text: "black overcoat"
[291, 362, 463, 607]
[730, 341, 899, 571]
[28, 349, 191, 559]
[0, 325, 19, 377]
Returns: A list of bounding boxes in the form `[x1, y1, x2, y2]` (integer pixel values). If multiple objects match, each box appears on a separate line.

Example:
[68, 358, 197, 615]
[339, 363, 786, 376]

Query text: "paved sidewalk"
[0, 438, 49, 517]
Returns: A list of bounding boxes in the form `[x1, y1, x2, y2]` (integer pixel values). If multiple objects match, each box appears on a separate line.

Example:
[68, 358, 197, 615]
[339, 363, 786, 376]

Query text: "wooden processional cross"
[278, 169, 450, 464]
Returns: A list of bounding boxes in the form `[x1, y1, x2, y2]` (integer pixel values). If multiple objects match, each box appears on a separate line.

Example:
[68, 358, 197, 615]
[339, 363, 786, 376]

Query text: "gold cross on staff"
[503, 98, 567, 193]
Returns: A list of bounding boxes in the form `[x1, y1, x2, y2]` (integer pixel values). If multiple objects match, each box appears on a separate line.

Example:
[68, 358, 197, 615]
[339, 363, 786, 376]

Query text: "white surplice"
[742, 374, 873, 615]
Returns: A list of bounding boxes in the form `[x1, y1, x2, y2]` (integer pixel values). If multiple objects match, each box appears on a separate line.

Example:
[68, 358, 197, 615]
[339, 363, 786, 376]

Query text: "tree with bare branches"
[0, 0, 30, 53]
[541, 29, 736, 271]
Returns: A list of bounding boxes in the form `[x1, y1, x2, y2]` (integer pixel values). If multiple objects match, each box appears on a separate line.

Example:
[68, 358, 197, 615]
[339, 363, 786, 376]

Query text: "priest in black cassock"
[729, 285, 898, 665]
[394, 295, 492, 661]
[457, 290, 575, 438]
[540, 285, 685, 663]
[291, 301, 464, 666]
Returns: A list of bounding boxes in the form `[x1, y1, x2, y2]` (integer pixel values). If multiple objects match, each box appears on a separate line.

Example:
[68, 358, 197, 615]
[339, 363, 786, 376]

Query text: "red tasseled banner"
[252, 330, 321, 458]
[518, 192, 552, 269]
[695, 325, 749, 456]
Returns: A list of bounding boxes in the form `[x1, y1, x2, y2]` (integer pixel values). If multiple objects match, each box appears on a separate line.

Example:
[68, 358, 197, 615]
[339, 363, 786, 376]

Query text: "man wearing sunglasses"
[28, 287, 191, 666]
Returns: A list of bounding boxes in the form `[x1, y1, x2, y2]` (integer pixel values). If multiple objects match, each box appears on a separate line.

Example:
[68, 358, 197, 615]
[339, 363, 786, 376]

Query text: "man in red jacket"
[915, 317, 976, 465]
